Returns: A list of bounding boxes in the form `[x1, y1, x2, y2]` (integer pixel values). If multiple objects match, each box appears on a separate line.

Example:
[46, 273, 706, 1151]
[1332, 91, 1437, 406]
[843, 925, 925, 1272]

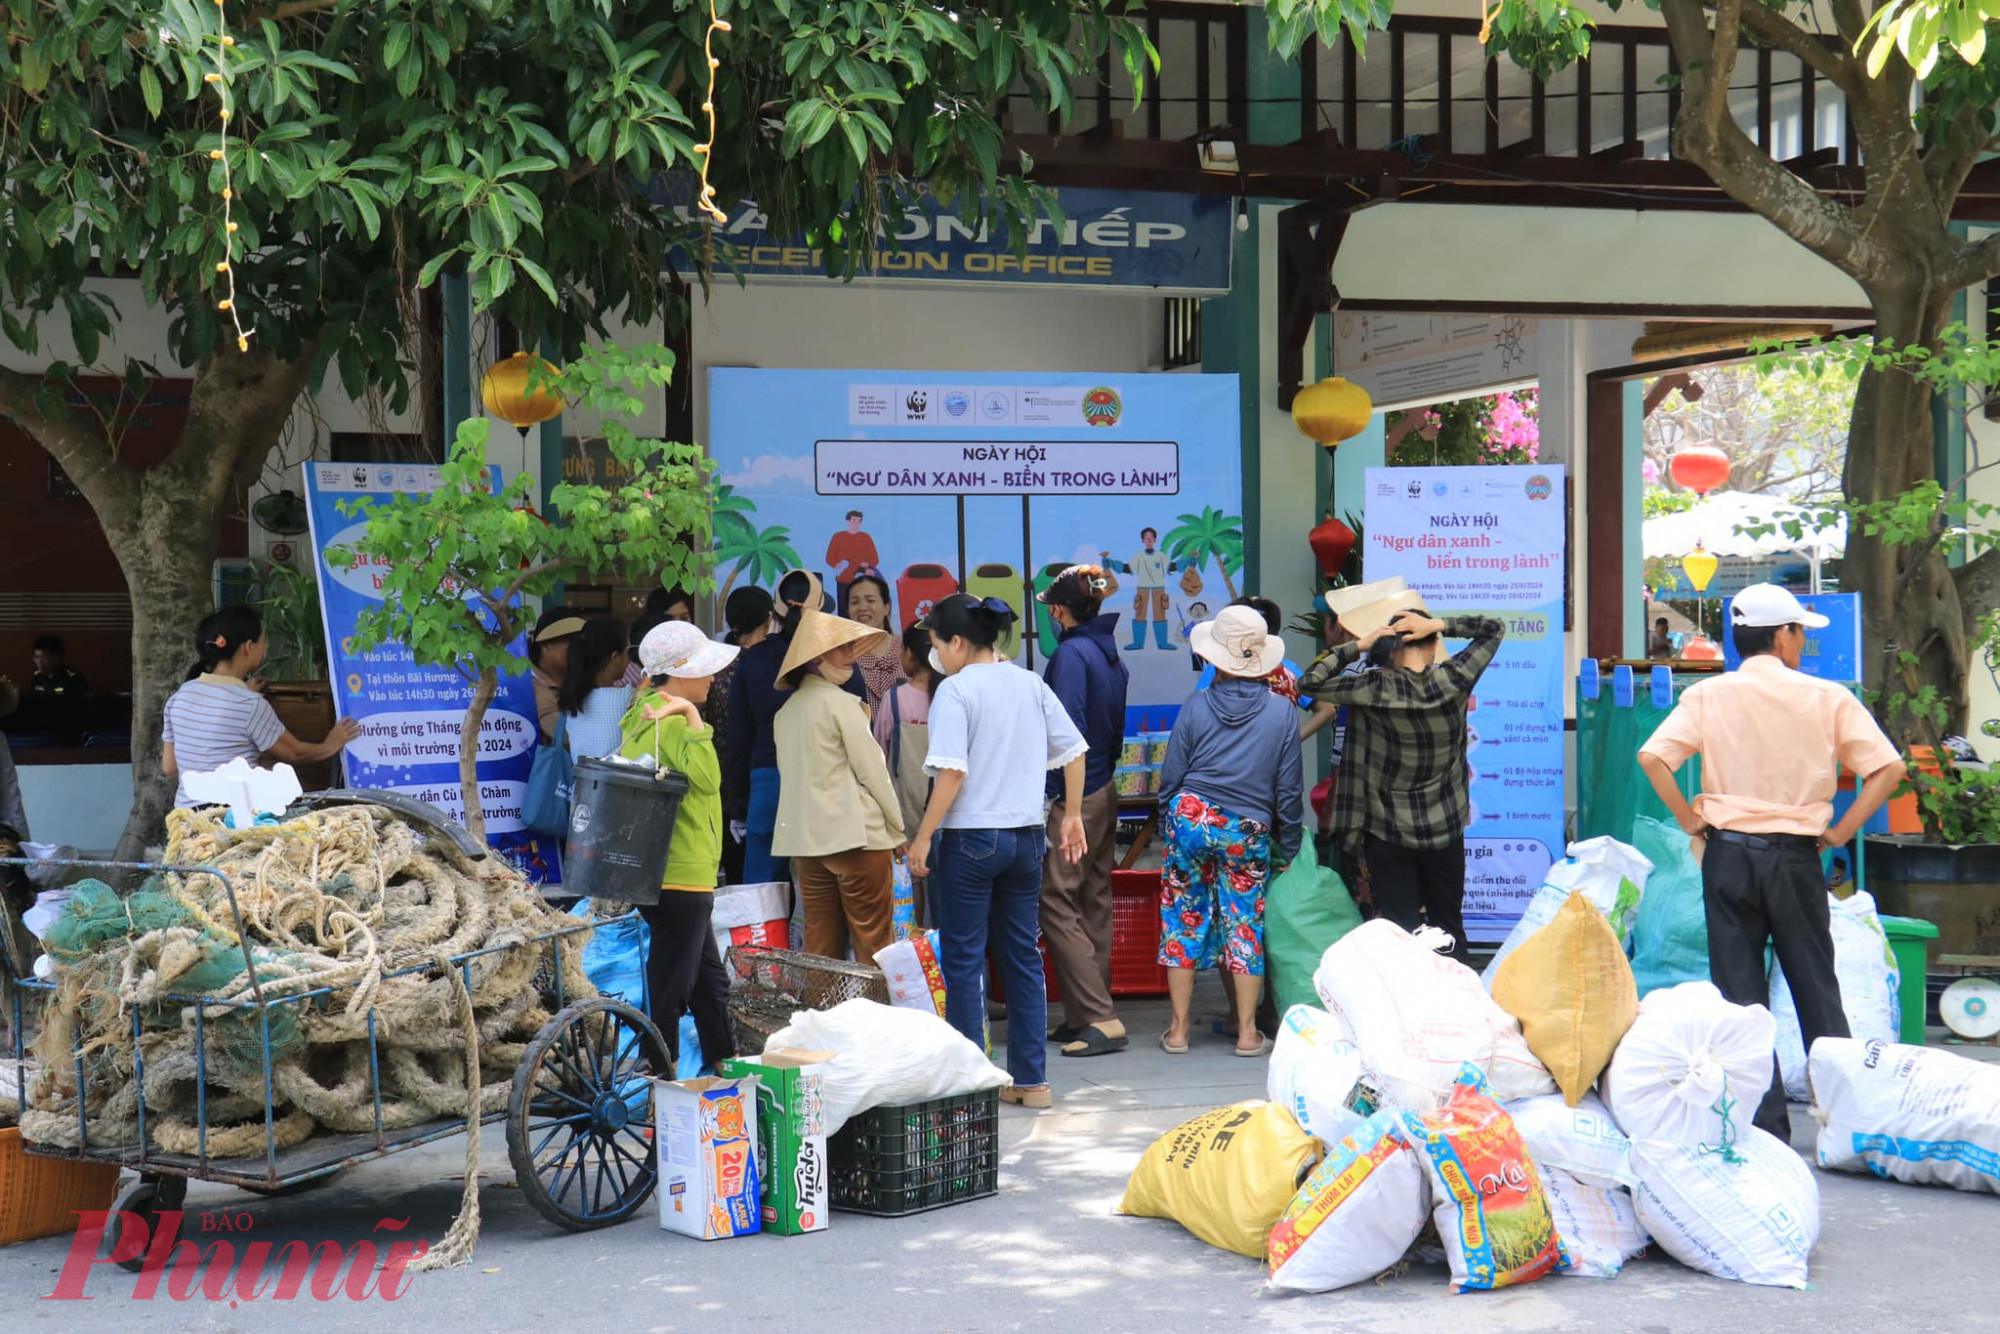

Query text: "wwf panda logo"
[906, 390, 928, 418]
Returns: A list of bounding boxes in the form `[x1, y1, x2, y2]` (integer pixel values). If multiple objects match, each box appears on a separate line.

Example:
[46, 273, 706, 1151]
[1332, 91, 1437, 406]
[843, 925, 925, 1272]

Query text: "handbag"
[522, 712, 574, 837]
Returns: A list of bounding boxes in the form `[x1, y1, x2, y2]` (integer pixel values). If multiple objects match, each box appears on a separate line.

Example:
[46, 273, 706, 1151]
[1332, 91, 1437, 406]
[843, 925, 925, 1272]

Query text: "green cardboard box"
[717, 1048, 836, 1235]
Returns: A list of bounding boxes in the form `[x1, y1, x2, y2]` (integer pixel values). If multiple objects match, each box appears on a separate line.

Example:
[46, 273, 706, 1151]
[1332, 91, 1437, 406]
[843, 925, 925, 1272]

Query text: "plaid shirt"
[1300, 615, 1505, 850]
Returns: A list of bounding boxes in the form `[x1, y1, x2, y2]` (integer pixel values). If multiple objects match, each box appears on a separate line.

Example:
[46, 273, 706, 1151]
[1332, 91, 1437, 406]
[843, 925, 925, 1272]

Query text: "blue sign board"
[659, 180, 1233, 292]
[1721, 591, 1861, 683]
[302, 462, 562, 885]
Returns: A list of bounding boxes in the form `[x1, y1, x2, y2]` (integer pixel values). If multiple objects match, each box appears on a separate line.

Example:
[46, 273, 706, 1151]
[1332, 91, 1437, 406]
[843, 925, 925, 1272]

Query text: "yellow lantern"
[1291, 376, 1374, 447]
[480, 352, 565, 435]
[1680, 542, 1719, 593]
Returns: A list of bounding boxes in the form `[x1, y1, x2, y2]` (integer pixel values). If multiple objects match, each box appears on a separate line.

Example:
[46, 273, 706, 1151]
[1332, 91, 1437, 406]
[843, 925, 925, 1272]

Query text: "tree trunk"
[1841, 285, 1969, 733]
[458, 664, 498, 842]
[1218, 557, 1239, 601]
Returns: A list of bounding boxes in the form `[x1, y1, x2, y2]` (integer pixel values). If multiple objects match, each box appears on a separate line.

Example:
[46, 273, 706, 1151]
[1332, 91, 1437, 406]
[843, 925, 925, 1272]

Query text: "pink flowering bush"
[1485, 389, 1539, 463]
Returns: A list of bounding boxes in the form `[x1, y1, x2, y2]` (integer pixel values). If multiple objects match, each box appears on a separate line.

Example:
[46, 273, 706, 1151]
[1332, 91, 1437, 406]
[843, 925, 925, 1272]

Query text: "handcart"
[0, 807, 668, 1268]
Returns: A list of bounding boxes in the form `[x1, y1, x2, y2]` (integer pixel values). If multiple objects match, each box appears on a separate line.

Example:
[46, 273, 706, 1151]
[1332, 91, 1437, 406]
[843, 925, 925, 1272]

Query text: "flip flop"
[1158, 1032, 1190, 1055]
[1060, 1024, 1129, 1058]
[1233, 1035, 1271, 1058]
[1047, 1023, 1085, 1045]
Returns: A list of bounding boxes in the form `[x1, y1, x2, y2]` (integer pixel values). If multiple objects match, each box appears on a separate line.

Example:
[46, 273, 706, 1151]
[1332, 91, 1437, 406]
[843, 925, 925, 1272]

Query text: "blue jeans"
[931, 826, 1046, 1088]
[743, 766, 785, 885]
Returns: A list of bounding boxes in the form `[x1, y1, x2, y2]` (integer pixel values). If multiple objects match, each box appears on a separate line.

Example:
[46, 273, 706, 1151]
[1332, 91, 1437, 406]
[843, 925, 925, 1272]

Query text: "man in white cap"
[1638, 582, 1904, 1141]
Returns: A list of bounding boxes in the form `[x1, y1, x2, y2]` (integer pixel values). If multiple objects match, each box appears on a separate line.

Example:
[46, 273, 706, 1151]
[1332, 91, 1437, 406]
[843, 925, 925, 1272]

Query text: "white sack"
[1314, 919, 1556, 1110]
[1268, 1005, 1366, 1148]
[1265, 1111, 1431, 1294]
[1631, 1128, 1820, 1289]
[1602, 981, 1775, 1150]
[1483, 836, 1653, 987]
[1540, 1167, 1649, 1279]
[1506, 1092, 1638, 1189]
[1810, 1036, 2000, 1193]
[765, 998, 1009, 1136]
[1771, 893, 1900, 1100]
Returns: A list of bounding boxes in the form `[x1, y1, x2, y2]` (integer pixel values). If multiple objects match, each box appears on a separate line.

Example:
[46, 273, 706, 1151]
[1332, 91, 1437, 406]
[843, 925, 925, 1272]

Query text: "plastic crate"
[726, 944, 890, 1008]
[0, 1128, 121, 1247]
[828, 1088, 999, 1217]
[1110, 870, 1169, 997]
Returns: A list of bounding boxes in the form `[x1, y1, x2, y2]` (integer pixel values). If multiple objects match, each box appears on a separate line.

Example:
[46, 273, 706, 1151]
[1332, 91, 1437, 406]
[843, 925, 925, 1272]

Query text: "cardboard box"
[654, 1076, 762, 1239]
[717, 1048, 837, 1235]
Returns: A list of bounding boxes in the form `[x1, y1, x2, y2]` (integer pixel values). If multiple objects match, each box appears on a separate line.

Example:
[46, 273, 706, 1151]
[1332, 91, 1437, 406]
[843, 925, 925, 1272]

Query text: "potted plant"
[256, 558, 339, 791]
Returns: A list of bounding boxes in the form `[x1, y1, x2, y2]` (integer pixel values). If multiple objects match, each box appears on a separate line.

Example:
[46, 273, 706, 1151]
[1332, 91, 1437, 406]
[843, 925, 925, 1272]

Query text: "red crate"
[1110, 870, 1170, 996]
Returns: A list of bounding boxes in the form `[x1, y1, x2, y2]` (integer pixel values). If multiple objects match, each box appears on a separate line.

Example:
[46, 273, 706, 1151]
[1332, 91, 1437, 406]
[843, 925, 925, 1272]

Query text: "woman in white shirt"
[908, 595, 1087, 1110]
[557, 617, 634, 760]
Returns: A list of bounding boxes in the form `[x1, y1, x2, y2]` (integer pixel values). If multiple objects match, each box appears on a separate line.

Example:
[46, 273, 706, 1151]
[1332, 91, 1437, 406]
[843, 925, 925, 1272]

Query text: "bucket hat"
[639, 620, 739, 680]
[776, 608, 893, 688]
[1190, 604, 1287, 678]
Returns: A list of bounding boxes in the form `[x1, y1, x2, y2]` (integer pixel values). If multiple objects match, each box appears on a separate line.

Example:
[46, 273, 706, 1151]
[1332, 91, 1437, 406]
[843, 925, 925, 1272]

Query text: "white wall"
[1255, 204, 1324, 666]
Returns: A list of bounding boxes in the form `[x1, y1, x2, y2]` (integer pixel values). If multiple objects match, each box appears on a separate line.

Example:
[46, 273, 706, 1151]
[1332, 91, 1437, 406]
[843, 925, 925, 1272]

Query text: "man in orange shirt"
[825, 510, 880, 614]
[1638, 584, 1904, 1141]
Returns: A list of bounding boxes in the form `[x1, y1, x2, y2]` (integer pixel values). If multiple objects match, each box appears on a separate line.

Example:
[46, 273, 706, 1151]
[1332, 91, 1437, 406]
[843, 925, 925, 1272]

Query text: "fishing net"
[17, 803, 597, 1268]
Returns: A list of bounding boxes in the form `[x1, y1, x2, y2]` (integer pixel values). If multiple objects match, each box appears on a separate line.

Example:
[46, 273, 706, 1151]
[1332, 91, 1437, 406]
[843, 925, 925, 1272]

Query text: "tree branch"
[0, 362, 138, 529]
[1731, 2, 1863, 98]
[1698, 0, 1746, 135]
[1945, 220, 2000, 290]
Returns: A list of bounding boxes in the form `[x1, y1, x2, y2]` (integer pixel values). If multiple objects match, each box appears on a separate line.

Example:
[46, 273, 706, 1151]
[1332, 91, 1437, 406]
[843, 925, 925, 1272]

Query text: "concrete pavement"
[4, 974, 1995, 1332]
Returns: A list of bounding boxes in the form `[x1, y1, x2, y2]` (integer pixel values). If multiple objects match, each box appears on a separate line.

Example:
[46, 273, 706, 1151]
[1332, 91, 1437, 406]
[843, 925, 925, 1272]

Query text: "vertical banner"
[1364, 465, 1568, 942]
[302, 462, 562, 885]
[709, 369, 1242, 730]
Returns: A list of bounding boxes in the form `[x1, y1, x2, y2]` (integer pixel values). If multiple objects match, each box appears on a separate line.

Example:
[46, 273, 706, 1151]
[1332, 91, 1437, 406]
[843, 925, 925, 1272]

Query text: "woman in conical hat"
[771, 607, 909, 965]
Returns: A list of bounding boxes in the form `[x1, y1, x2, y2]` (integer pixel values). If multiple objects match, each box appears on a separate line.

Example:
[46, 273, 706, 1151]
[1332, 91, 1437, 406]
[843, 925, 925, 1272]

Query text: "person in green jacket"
[618, 620, 740, 1072]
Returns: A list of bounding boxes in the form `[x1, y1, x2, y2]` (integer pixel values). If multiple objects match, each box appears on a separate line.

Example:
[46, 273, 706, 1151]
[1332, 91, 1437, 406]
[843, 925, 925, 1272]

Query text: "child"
[616, 620, 740, 1072]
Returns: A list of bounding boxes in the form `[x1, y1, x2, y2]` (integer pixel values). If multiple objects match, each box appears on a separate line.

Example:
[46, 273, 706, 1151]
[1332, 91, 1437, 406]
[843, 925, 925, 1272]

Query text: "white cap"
[1730, 583, 1828, 629]
[640, 620, 739, 680]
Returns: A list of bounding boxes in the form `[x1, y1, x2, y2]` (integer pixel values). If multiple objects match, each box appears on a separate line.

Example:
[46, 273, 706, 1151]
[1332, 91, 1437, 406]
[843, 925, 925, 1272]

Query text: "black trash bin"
[563, 757, 690, 906]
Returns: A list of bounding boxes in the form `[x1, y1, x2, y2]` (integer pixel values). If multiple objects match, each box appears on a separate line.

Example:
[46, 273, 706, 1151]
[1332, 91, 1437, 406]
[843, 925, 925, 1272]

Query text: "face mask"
[929, 647, 948, 677]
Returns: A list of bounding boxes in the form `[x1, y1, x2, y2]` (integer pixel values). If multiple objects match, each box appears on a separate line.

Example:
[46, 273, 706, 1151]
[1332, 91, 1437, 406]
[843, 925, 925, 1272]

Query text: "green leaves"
[1859, 0, 1999, 77]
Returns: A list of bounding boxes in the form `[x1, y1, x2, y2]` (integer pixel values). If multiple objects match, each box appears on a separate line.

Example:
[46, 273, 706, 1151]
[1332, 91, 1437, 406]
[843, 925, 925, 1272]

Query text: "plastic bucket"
[1880, 914, 1940, 1046]
[563, 757, 689, 906]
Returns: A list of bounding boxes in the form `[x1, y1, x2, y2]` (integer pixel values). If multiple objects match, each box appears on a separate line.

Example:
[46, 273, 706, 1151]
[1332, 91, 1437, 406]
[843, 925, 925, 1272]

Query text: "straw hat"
[776, 607, 893, 688]
[1191, 605, 1287, 678]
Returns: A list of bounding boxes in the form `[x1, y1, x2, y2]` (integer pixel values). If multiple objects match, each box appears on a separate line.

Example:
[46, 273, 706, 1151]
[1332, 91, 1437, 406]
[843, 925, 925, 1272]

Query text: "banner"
[1364, 465, 1568, 942]
[1334, 314, 1538, 412]
[302, 462, 562, 885]
[661, 183, 1233, 293]
[1721, 591, 1860, 682]
[710, 369, 1242, 731]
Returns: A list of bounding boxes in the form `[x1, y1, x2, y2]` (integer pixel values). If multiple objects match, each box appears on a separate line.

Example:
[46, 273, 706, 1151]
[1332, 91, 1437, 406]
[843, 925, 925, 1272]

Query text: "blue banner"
[709, 369, 1242, 731]
[302, 462, 562, 886]
[1365, 465, 1569, 943]
[1721, 591, 1861, 683]
[661, 182, 1233, 292]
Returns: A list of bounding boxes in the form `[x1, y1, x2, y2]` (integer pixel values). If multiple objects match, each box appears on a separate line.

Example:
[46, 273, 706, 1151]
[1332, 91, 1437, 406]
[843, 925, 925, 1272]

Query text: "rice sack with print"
[1120, 1100, 1321, 1258]
[1266, 1110, 1431, 1293]
[1400, 1065, 1569, 1292]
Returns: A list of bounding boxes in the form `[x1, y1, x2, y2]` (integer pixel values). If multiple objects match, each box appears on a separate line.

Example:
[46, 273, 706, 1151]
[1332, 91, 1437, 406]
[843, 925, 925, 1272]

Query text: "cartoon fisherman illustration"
[1127, 526, 1172, 650]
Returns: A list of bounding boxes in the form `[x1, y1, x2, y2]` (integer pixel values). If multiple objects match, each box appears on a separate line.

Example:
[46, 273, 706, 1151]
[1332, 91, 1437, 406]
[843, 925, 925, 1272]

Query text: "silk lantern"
[1668, 443, 1731, 496]
[1680, 542, 1719, 593]
[481, 352, 565, 436]
[1308, 516, 1357, 580]
[1291, 377, 1374, 447]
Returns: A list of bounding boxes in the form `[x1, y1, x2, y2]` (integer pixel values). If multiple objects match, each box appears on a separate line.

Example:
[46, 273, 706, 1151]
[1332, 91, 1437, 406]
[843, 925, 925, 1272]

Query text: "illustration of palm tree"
[1165, 506, 1245, 600]
[717, 523, 803, 598]
[712, 483, 757, 548]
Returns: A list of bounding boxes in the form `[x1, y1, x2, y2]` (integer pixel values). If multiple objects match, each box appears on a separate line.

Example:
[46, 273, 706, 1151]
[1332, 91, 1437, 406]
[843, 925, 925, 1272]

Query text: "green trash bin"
[1880, 914, 1940, 1046]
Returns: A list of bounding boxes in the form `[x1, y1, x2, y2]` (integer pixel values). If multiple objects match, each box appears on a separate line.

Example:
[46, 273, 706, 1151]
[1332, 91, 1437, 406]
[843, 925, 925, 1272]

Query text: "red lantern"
[1308, 516, 1357, 580]
[1668, 443, 1731, 496]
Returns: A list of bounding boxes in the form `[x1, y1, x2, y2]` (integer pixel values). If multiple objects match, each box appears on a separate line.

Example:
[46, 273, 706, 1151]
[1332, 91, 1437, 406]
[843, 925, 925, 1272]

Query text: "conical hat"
[1322, 576, 1408, 619]
[776, 608, 893, 687]
[1343, 590, 1447, 666]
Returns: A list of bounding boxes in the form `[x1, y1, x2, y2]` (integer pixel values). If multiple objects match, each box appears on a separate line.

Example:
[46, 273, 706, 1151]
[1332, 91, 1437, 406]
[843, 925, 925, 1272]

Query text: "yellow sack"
[1118, 1101, 1320, 1258]
[1492, 893, 1638, 1107]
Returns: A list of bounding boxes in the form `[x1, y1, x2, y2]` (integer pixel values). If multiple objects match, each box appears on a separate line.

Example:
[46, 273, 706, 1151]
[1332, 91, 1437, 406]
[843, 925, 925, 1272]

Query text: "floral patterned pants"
[1157, 790, 1270, 976]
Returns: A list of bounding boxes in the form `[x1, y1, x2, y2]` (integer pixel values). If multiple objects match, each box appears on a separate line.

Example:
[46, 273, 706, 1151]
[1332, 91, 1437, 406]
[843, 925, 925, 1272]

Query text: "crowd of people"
[512, 560, 1529, 1110]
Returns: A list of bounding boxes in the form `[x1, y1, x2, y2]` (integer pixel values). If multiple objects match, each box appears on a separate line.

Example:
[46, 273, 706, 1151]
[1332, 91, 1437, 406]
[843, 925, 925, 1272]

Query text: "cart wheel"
[108, 1174, 188, 1273]
[507, 997, 669, 1231]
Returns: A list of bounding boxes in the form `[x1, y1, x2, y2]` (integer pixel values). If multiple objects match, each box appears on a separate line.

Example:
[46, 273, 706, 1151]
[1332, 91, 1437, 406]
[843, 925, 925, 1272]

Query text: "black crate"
[827, 1088, 1000, 1217]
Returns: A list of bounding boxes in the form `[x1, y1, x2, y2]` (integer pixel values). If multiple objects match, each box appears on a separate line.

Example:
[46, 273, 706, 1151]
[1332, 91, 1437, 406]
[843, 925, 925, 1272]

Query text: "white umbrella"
[1643, 492, 1846, 592]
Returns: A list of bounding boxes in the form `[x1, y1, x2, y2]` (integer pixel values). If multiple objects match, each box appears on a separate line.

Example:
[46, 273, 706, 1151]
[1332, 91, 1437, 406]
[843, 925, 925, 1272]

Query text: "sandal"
[1047, 1023, 1085, 1045]
[1233, 1034, 1271, 1058]
[1060, 1023, 1129, 1058]
[1158, 1032, 1190, 1055]
[999, 1084, 1053, 1109]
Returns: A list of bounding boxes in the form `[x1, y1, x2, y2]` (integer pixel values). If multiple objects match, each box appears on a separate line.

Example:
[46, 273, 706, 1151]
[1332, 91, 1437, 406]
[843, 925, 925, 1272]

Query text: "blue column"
[441, 273, 473, 445]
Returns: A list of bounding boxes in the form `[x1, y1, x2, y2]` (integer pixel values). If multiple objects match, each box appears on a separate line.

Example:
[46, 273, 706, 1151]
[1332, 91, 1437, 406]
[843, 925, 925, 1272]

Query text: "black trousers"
[1363, 834, 1469, 962]
[636, 892, 737, 1071]
[1702, 834, 1848, 1142]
